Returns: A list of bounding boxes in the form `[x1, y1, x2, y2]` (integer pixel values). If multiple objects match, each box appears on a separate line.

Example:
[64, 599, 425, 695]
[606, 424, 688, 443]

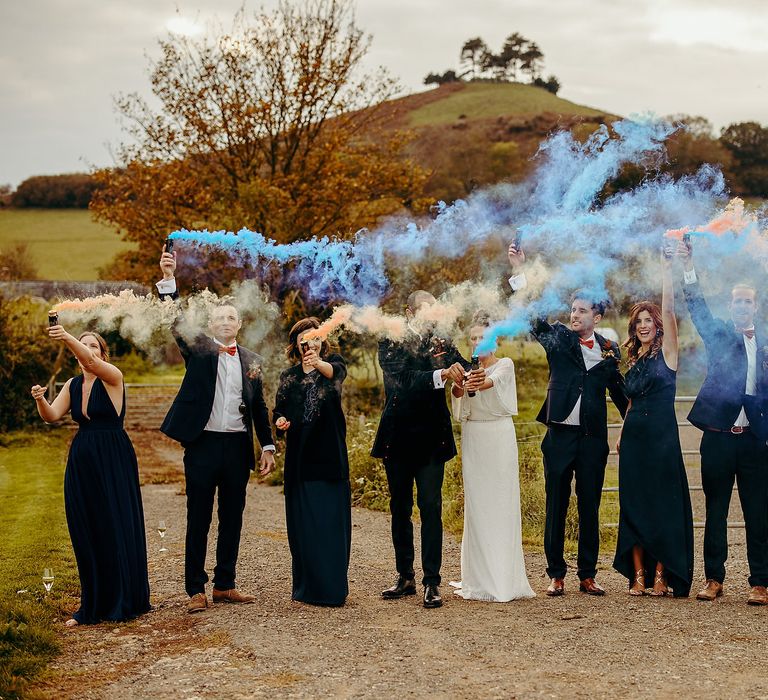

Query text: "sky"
[1, 0, 766, 187]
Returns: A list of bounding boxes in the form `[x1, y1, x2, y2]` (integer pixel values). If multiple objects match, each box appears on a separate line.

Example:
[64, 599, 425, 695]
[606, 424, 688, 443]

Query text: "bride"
[451, 313, 535, 602]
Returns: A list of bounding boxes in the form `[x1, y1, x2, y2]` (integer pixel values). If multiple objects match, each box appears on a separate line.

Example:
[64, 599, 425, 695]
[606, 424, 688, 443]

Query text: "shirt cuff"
[508, 272, 528, 292]
[156, 278, 177, 294]
[433, 369, 447, 389]
[262, 444, 276, 452]
[683, 268, 697, 285]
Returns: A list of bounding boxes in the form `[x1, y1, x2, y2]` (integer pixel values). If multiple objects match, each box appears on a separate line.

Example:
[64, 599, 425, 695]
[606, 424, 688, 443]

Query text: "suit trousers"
[183, 431, 252, 596]
[384, 458, 445, 586]
[541, 426, 608, 581]
[700, 430, 768, 587]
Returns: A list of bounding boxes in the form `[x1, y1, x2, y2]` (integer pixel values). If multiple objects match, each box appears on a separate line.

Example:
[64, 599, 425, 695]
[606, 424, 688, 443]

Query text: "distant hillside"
[0, 209, 133, 281]
[389, 82, 609, 127]
[384, 83, 615, 202]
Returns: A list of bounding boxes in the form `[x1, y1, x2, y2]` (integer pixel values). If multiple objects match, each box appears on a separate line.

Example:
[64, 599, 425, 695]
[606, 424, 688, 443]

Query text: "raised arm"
[661, 249, 678, 370]
[677, 239, 723, 345]
[48, 325, 123, 386]
[31, 378, 73, 423]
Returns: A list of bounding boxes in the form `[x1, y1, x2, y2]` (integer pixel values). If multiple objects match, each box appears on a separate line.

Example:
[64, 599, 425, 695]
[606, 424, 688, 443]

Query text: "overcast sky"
[1, 0, 766, 187]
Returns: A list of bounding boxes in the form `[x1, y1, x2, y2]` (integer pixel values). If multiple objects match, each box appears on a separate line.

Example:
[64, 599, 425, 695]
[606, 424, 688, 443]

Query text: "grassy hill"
[0, 209, 133, 280]
[399, 82, 608, 128]
[386, 82, 613, 203]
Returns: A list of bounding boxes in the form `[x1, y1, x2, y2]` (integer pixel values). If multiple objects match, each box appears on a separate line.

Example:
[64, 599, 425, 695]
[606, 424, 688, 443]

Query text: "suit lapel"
[568, 330, 587, 371]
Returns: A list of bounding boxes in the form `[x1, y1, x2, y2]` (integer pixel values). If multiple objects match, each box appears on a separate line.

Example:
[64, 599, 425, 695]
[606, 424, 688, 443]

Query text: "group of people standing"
[30, 237, 768, 626]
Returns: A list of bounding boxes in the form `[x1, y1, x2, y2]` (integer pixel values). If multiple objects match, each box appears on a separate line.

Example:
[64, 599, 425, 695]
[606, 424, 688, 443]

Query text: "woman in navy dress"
[31, 324, 150, 625]
[613, 251, 694, 597]
[273, 317, 351, 607]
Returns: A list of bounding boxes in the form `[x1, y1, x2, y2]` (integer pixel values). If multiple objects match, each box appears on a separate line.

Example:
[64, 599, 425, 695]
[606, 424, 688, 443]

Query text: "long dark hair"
[622, 301, 663, 365]
[285, 317, 331, 363]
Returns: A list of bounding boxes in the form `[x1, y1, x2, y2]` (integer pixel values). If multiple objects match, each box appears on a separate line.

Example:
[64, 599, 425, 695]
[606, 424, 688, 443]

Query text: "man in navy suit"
[680, 240, 768, 605]
[509, 244, 628, 596]
[157, 248, 275, 613]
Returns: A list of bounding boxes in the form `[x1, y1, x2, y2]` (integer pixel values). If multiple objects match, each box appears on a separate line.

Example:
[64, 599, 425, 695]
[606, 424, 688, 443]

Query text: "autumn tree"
[720, 121, 768, 196]
[91, 0, 428, 288]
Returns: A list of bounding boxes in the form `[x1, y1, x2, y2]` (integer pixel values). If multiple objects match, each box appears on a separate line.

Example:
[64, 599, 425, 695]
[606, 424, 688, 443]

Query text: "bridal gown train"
[451, 358, 535, 602]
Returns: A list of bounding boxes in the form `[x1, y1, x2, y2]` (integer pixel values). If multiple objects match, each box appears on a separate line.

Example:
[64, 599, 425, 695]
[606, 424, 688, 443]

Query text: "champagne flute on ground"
[158, 520, 168, 552]
[42, 568, 54, 594]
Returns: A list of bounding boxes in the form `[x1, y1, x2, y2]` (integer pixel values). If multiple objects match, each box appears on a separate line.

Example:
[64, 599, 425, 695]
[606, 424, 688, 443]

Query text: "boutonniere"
[600, 341, 618, 361]
[246, 361, 262, 380]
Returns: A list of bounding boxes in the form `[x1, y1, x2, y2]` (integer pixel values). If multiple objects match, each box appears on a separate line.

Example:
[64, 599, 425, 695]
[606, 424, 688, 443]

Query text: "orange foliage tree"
[91, 0, 429, 290]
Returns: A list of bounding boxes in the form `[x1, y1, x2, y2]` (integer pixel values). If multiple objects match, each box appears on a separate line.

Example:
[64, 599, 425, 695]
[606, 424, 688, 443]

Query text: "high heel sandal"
[649, 571, 669, 597]
[629, 569, 646, 596]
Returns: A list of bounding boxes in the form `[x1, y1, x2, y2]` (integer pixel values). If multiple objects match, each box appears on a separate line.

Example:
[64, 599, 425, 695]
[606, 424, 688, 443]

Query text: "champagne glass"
[158, 520, 168, 552]
[42, 568, 54, 594]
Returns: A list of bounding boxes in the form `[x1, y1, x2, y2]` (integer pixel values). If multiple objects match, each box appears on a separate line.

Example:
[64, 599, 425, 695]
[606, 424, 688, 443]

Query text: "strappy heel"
[629, 569, 646, 596]
[649, 571, 669, 597]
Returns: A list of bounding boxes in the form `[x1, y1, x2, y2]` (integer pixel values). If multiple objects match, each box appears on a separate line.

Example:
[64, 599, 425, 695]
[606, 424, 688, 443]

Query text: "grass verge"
[0, 429, 78, 699]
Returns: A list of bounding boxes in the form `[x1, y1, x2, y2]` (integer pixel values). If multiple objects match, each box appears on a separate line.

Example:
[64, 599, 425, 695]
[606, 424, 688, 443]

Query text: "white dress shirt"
[558, 334, 603, 426]
[683, 267, 756, 428]
[205, 339, 247, 433]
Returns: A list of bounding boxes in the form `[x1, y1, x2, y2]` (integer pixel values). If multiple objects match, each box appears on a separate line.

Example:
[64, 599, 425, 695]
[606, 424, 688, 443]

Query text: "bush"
[11, 173, 98, 209]
[0, 294, 74, 431]
[0, 244, 38, 281]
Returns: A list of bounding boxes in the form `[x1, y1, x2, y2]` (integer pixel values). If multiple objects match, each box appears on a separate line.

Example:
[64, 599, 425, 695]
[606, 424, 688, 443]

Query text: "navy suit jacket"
[371, 331, 469, 466]
[532, 319, 628, 438]
[684, 280, 768, 439]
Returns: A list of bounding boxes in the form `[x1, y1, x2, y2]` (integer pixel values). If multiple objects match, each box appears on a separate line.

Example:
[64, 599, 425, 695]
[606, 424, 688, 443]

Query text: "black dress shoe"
[423, 584, 443, 608]
[381, 576, 417, 599]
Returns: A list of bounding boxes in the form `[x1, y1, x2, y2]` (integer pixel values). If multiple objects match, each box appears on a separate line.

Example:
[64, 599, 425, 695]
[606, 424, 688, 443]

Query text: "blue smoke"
[169, 115, 763, 349]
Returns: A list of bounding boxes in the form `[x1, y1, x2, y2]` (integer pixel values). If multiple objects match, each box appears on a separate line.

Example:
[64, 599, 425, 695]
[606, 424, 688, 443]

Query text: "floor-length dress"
[613, 352, 694, 597]
[275, 355, 351, 607]
[65, 375, 151, 623]
[451, 358, 535, 601]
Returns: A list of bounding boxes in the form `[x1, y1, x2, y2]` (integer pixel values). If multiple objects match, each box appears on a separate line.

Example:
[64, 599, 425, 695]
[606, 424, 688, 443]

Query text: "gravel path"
[40, 477, 767, 699]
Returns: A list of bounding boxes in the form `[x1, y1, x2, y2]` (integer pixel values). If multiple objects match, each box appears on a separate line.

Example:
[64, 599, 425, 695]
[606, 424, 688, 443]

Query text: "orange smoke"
[664, 198, 753, 239]
[302, 306, 354, 341]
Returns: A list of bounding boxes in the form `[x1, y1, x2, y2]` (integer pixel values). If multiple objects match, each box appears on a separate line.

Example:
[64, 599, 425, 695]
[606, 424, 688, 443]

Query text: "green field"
[0, 429, 79, 698]
[407, 83, 609, 128]
[0, 209, 133, 280]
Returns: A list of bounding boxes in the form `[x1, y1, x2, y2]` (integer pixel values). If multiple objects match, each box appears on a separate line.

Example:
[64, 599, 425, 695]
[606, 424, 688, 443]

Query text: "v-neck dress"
[65, 375, 150, 623]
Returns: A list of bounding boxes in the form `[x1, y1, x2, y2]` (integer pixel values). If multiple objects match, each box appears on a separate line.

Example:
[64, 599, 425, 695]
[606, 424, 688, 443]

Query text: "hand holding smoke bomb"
[467, 355, 481, 397]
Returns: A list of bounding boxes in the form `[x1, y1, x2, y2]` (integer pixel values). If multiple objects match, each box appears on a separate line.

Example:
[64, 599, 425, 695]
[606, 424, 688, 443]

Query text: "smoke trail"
[168, 116, 692, 304]
[52, 281, 279, 358]
[475, 196, 767, 353]
[300, 281, 507, 343]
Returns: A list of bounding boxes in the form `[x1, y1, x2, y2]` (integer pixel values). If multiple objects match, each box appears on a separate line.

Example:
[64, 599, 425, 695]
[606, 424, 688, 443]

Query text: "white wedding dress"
[451, 357, 535, 602]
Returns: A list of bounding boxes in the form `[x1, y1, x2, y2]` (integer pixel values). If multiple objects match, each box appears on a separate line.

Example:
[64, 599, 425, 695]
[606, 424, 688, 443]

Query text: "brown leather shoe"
[579, 578, 606, 596]
[212, 587, 256, 604]
[187, 592, 208, 614]
[545, 578, 565, 596]
[747, 585, 768, 606]
[696, 579, 723, 601]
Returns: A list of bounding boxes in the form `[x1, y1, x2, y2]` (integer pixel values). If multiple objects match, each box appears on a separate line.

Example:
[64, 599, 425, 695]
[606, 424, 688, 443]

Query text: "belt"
[705, 426, 750, 435]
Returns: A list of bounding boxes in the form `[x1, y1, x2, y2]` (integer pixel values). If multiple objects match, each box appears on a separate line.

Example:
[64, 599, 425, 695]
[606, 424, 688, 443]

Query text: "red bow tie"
[742, 329, 755, 340]
[579, 338, 595, 350]
[218, 345, 237, 356]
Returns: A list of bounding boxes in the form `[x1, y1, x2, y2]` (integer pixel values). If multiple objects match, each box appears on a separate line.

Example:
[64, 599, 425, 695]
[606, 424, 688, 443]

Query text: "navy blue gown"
[613, 353, 694, 597]
[65, 376, 151, 623]
[274, 355, 351, 606]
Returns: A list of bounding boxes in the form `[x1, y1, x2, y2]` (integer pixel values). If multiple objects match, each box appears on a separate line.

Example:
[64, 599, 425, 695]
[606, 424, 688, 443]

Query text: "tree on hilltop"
[460, 37, 488, 80]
